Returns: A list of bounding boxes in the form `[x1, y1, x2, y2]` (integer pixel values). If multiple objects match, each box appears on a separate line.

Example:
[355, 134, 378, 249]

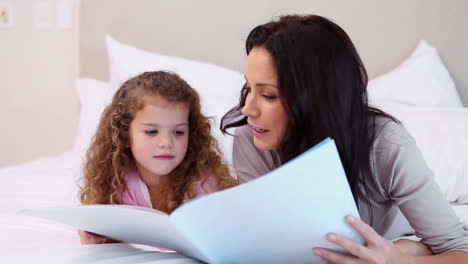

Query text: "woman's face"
[242, 46, 288, 150]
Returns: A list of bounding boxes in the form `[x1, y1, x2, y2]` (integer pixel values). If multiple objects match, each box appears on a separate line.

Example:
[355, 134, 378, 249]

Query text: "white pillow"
[368, 40, 463, 108]
[383, 105, 468, 204]
[73, 78, 116, 167]
[106, 35, 244, 167]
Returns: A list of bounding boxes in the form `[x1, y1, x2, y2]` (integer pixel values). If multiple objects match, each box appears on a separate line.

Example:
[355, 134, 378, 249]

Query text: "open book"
[20, 138, 364, 263]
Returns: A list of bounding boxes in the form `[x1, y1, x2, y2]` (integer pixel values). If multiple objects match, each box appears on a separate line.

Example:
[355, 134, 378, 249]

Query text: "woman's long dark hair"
[221, 15, 398, 213]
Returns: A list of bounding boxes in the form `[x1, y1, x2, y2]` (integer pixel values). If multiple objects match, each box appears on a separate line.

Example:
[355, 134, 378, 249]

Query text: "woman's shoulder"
[368, 115, 432, 196]
[372, 115, 416, 151]
[234, 123, 253, 142]
[233, 125, 281, 182]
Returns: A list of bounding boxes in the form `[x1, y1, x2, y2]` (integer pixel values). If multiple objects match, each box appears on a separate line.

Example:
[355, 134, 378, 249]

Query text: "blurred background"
[1, 0, 467, 167]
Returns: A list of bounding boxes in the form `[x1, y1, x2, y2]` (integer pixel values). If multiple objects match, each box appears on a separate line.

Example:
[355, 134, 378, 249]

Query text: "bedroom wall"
[80, 0, 468, 105]
[1, 0, 467, 167]
[0, 0, 79, 167]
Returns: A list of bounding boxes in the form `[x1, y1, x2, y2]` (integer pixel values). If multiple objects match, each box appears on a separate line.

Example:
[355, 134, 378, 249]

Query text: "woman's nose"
[241, 93, 260, 118]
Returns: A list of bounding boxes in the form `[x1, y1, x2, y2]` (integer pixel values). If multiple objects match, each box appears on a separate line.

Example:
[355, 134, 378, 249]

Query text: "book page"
[171, 139, 364, 263]
[20, 205, 208, 262]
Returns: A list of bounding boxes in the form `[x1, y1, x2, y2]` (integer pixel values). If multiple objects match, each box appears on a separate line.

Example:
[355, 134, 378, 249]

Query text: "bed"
[0, 151, 79, 255]
[1, 0, 468, 261]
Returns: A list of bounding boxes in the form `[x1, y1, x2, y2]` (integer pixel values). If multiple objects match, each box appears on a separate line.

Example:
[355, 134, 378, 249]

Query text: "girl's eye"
[174, 130, 185, 136]
[145, 130, 158, 135]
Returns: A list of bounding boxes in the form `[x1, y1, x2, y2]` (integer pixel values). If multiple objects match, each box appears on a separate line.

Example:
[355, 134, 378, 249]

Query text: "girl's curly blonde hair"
[79, 71, 237, 213]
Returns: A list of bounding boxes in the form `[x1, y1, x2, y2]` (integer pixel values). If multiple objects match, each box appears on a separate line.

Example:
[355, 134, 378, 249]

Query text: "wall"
[0, 0, 79, 167]
[2, 0, 467, 167]
[81, 0, 468, 105]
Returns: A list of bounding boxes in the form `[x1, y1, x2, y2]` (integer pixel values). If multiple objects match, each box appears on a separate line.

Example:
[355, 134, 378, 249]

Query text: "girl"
[79, 71, 236, 244]
[221, 15, 468, 263]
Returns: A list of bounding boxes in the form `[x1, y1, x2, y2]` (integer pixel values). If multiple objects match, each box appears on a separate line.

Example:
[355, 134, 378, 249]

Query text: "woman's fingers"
[345, 215, 382, 247]
[313, 248, 360, 264]
[313, 216, 409, 264]
[326, 233, 373, 259]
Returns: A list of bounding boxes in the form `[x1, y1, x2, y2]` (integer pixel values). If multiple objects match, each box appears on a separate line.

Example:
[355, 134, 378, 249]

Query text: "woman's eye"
[145, 130, 158, 135]
[262, 94, 277, 100]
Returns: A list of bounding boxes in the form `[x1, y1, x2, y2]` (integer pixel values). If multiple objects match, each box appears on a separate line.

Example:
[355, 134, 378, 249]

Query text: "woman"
[221, 15, 468, 263]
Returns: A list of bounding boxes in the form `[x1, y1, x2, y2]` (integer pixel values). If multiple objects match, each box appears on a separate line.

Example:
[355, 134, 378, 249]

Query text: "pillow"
[106, 36, 244, 167]
[368, 40, 463, 108]
[73, 78, 116, 168]
[383, 105, 468, 204]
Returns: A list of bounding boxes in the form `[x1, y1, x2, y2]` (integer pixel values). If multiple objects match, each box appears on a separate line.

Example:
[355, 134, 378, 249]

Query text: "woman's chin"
[253, 138, 275, 151]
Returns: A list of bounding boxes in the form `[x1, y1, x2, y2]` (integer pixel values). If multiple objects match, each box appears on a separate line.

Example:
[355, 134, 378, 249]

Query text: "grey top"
[232, 117, 468, 254]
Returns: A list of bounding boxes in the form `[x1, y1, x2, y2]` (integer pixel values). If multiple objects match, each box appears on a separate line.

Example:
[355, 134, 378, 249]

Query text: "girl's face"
[242, 46, 288, 150]
[129, 96, 189, 180]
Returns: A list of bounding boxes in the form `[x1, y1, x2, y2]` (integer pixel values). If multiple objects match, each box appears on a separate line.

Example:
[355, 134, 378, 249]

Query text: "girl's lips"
[153, 155, 174, 160]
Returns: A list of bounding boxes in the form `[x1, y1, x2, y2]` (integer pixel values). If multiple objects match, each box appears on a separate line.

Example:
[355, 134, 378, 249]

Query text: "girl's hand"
[312, 215, 410, 264]
[77, 229, 121, 245]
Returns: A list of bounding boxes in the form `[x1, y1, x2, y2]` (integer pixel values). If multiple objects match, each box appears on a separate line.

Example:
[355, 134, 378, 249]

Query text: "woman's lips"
[252, 126, 270, 136]
[153, 155, 174, 160]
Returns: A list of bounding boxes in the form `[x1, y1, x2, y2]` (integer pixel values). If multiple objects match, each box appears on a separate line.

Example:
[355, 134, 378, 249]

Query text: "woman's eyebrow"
[256, 83, 278, 88]
[244, 75, 277, 88]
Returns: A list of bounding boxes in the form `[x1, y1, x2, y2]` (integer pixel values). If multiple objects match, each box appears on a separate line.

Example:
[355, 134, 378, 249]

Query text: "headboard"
[80, 0, 468, 105]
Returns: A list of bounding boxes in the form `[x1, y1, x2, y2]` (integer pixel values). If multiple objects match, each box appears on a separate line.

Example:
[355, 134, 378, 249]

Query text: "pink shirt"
[121, 167, 220, 209]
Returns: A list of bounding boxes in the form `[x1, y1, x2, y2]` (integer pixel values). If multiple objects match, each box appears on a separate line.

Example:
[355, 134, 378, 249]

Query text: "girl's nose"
[158, 134, 173, 149]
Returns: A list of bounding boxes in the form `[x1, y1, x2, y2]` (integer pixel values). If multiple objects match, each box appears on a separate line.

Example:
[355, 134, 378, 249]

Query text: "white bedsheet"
[453, 205, 468, 226]
[0, 151, 80, 256]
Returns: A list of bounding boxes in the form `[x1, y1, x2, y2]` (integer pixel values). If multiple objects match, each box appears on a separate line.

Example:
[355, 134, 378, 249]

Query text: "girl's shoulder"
[123, 166, 140, 185]
[120, 166, 152, 208]
[192, 167, 221, 196]
[182, 167, 221, 203]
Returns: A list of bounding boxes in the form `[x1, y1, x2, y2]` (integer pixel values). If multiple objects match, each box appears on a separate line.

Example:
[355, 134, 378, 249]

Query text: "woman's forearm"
[395, 239, 468, 264]
[393, 239, 433, 256]
[405, 250, 468, 264]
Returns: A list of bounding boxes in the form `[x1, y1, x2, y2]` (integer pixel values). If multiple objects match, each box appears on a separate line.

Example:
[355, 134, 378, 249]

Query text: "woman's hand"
[77, 229, 121, 245]
[312, 215, 411, 264]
